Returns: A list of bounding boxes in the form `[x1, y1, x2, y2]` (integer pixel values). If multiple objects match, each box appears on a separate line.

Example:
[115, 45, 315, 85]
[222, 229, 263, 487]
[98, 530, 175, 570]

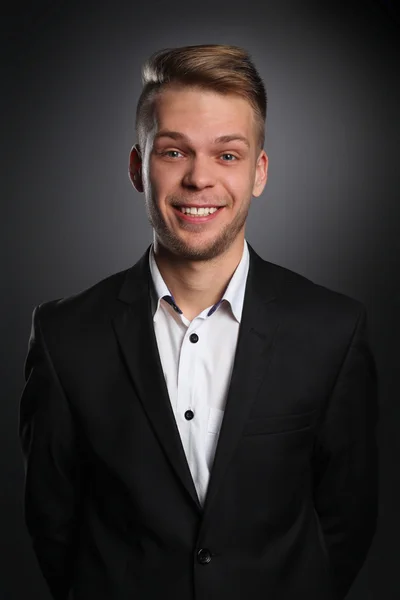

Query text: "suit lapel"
[200, 244, 281, 525]
[111, 243, 282, 518]
[111, 247, 202, 512]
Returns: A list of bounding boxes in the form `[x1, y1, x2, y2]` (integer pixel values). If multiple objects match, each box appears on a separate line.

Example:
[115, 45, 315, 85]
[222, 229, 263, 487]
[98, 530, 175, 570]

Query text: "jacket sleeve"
[19, 305, 81, 600]
[312, 304, 379, 598]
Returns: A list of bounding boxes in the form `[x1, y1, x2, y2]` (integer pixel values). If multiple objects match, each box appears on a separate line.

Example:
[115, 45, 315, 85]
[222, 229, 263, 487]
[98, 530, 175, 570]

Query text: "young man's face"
[130, 85, 268, 261]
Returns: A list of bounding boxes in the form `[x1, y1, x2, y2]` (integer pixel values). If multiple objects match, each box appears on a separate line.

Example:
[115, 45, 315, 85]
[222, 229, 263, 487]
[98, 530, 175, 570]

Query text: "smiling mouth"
[173, 206, 224, 216]
[172, 205, 225, 221]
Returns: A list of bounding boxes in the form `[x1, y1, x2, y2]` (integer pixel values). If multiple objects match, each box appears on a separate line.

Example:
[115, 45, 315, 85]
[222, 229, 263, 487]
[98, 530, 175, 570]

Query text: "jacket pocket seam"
[243, 409, 316, 436]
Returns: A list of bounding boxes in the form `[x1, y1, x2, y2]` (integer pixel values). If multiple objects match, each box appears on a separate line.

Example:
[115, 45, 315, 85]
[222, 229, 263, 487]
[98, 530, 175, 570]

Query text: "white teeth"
[179, 206, 219, 216]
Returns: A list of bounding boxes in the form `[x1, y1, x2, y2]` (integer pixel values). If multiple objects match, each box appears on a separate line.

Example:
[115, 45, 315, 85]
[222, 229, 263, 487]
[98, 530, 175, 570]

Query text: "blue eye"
[221, 154, 237, 161]
[163, 150, 183, 158]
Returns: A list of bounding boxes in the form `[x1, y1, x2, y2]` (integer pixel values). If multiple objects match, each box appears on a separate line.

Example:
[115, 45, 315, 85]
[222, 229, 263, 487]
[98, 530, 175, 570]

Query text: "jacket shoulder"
[257, 254, 365, 321]
[32, 266, 131, 331]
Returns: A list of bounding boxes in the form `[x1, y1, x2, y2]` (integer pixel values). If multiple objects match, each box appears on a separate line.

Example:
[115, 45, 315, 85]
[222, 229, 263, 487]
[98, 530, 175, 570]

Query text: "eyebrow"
[154, 130, 250, 148]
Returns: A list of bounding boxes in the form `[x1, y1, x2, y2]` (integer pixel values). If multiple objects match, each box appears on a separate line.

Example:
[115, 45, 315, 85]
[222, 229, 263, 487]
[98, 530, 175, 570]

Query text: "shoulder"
[251, 247, 365, 331]
[32, 266, 131, 336]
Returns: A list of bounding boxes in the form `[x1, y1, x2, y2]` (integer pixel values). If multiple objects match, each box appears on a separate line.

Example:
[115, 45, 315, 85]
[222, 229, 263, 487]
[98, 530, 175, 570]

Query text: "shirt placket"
[176, 317, 209, 504]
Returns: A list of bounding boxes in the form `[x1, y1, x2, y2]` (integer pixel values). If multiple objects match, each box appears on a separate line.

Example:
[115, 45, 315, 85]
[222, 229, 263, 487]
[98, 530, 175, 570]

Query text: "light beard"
[145, 194, 251, 261]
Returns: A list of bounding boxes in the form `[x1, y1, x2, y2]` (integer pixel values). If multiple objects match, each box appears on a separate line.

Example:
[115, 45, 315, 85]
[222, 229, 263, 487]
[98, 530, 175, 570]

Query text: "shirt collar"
[148, 240, 250, 323]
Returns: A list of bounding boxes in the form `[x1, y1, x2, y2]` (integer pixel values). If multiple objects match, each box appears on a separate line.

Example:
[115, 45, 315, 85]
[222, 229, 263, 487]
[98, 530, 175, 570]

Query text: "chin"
[167, 232, 234, 262]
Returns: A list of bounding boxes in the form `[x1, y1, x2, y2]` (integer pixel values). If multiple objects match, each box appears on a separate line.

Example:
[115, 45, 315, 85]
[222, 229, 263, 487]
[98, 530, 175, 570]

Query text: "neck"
[153, 236, 245, 318]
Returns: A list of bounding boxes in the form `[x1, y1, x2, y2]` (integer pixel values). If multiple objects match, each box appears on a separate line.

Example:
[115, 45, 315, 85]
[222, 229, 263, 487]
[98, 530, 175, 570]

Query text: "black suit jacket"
[19, 243, 379, 600]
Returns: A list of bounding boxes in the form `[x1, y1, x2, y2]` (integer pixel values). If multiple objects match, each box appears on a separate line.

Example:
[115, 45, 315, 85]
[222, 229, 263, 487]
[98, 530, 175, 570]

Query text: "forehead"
[151, 86, 256, 142]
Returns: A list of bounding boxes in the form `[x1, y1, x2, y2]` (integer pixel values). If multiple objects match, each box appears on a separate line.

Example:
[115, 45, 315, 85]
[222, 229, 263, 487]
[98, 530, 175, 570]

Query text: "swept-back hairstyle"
[135, 44, 267, 152]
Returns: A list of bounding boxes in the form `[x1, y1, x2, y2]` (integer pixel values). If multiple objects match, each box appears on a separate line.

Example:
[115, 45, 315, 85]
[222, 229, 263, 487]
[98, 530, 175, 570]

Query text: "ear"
[129, 144, 144, 192]
[252, 150, 268, 198]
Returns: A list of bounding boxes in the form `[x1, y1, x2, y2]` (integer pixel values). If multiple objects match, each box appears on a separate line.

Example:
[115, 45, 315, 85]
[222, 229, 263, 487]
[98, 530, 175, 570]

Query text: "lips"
[172, 205, 224, 223]
[173, 205, 224, 209]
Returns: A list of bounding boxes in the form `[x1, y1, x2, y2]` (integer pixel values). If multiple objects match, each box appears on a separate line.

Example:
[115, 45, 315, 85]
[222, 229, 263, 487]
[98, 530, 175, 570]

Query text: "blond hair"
[135, 44, 267, 151]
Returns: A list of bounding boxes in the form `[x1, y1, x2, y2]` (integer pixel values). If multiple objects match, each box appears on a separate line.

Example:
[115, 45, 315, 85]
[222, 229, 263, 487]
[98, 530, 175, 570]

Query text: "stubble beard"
[145, 192, 251, 262]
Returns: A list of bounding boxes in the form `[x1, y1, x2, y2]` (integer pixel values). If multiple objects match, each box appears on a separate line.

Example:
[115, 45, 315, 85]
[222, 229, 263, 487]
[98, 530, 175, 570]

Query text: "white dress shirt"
[148, 239, 250, 507]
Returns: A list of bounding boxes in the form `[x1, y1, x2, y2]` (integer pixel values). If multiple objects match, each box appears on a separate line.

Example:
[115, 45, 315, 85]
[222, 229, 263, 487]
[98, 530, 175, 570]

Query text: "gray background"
[3, 0, 399, 598]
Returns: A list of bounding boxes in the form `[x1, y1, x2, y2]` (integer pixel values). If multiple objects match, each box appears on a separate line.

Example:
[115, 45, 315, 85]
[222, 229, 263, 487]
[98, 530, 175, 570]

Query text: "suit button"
[189, 333, 199, 343]
[184, 410, 194, 420]
[197, 548, 212, 564]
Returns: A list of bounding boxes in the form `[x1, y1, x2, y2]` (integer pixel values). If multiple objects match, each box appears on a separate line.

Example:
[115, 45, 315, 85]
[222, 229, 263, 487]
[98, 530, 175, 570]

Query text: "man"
[19, 44, 379, 600]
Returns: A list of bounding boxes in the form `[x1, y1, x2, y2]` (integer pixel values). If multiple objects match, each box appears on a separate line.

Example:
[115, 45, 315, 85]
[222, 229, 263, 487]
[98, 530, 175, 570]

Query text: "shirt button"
[197, 548, 212, 564]
[184, 410, 194, 420]
[189, 333, 199, 343]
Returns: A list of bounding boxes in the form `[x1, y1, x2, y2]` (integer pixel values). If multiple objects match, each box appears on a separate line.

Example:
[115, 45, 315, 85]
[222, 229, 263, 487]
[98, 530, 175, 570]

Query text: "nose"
[182, 155, 216, 190]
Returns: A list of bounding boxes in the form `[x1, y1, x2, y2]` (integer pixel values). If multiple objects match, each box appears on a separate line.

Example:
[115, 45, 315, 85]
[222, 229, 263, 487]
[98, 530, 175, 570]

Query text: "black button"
[189, 333, 199, 343]
[197, 548, 212, 564]
[184, 410, 194, 420]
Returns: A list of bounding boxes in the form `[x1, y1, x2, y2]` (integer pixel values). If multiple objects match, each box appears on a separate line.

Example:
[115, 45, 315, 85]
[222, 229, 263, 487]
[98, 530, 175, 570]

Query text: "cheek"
[149, 161, 179, 193]
[224, 169, 253, 201]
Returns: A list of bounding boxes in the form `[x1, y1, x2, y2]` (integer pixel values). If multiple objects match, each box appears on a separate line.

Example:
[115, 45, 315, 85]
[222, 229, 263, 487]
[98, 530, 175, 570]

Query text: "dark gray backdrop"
[3, 0, 399, 598]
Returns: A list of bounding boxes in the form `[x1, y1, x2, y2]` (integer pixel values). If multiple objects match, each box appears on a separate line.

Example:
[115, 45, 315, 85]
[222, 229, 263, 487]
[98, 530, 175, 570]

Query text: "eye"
[221, 153, 237, 161]
[162, 150, 183, 158]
